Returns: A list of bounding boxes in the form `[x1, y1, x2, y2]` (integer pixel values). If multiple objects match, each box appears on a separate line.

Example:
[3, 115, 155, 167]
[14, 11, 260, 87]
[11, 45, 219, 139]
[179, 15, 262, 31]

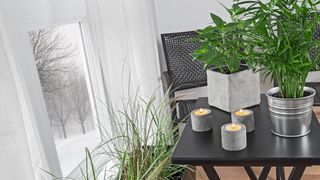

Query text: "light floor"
[188, 107, 320, 180]
[193, 166, 320, 180]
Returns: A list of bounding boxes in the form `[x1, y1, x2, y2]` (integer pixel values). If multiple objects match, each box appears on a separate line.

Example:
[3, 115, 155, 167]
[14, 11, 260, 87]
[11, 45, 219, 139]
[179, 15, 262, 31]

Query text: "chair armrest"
[161, 71, 173, 95]
[306, 82, 320, 106]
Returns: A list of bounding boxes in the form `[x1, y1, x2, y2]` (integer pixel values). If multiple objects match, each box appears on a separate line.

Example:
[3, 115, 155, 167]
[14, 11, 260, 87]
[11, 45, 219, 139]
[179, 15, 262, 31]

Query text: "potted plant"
[100, 91, 189, 179]
[46, 90, 189, 179]
[235, 0, 320, 137]
[192, 9, 260, 112]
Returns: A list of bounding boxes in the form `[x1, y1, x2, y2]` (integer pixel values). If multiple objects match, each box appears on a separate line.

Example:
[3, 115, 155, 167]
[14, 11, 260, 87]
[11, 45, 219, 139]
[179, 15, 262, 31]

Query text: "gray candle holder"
[191, 108, 212, 132]
[221, 123, 247, 151]
[231, 109, 254, 133]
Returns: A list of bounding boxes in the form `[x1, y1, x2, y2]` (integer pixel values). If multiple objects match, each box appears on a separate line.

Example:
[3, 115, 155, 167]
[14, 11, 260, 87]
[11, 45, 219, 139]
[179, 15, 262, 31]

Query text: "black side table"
[172, 96, 320, 180]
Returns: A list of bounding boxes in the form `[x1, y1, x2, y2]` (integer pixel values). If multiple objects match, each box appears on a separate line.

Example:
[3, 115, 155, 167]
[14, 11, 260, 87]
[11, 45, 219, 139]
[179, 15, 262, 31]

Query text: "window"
[28, 23, 101, 176]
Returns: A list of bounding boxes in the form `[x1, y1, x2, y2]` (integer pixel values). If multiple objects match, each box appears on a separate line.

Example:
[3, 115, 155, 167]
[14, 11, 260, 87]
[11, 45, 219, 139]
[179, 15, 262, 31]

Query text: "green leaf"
[234, 0, 258, 6]
[210, 13, 225, 27]
[219, 2, 233, 15]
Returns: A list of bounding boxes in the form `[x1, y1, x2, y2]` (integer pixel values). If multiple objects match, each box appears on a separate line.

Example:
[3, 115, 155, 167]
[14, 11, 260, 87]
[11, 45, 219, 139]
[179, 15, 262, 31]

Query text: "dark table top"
[172, 95, 320, 166]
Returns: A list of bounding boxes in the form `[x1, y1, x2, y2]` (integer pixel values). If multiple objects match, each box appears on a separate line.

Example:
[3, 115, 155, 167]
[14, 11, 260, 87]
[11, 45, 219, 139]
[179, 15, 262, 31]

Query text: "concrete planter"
[207, 67, 260, 112]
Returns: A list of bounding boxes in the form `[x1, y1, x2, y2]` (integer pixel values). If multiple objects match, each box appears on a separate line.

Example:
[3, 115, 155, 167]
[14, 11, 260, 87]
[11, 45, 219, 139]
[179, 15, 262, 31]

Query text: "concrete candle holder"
[231, 109, 255, 133]
[191, 108, 212, 132]
[221, 123, 247, 151]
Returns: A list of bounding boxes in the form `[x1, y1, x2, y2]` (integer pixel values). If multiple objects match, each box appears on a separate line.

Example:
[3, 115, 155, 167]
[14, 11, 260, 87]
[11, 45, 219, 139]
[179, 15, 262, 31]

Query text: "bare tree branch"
[29, 28, 77, 94]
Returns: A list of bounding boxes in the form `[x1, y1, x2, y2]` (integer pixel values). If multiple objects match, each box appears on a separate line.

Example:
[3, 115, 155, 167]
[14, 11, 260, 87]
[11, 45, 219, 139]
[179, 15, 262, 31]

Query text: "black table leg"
[202, 165, 220, 180]
[258, 165, 271, 180]
[288, 166, 306, 180]
[244, 166, 257, 180]
[276, 166, 285, 180]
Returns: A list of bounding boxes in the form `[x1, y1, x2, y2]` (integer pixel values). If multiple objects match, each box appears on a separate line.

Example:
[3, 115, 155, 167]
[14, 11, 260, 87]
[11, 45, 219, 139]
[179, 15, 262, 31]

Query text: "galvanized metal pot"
[266, 87, 316, 137]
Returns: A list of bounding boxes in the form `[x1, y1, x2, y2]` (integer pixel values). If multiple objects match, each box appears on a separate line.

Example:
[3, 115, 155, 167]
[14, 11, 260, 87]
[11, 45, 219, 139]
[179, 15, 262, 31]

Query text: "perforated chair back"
[311, 25, 320, 59]
[306, 25, 320, 105]
[161, 31, 207, 91]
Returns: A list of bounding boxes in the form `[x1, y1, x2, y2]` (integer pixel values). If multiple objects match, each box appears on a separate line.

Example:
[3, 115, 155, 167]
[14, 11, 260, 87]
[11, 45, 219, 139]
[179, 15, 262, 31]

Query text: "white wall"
[155, 0, 232, 34]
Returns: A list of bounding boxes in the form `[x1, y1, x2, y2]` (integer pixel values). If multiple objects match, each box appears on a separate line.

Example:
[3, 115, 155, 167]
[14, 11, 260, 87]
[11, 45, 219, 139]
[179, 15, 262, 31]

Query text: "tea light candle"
[221, 123, 247, 151]
[232, 109, 254, 133]
[191, 108, 212, 132]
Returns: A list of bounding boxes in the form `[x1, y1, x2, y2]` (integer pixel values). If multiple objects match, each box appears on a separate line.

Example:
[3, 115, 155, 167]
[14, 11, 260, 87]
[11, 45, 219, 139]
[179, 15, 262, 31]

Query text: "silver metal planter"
[266, 87, 316, 137]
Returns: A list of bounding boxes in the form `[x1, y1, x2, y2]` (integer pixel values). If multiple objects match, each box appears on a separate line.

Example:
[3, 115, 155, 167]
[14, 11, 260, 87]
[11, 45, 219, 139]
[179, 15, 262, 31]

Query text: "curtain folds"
[0, 12, 38, 180]
[85, 0, 162, 109]
[0, 0, 162, 178]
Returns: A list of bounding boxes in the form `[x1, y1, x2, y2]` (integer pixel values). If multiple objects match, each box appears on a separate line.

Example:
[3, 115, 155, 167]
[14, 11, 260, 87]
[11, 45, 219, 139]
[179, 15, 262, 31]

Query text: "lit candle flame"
[194, 108, 209, 116]
[235, 109, 250, 116]
[226, 123, 241, 131]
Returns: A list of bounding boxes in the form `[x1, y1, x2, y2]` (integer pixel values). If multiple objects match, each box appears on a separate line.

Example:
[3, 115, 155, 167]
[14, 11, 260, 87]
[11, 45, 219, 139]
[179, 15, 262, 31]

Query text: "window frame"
[24, 17, 109, 177]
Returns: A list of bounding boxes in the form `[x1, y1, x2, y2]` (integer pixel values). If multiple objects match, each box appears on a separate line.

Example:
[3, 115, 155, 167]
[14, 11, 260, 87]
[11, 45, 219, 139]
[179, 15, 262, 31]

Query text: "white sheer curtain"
[83, 2, 163, 177]
[0, 10, 60, 180]
[0, 0, 162, 178]
[0, 13, 37, 180]
[85, 0, 162, 109]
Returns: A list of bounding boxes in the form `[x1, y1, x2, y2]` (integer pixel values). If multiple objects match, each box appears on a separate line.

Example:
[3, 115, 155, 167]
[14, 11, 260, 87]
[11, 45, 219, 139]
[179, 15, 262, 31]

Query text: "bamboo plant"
[235, 0, 320, 98]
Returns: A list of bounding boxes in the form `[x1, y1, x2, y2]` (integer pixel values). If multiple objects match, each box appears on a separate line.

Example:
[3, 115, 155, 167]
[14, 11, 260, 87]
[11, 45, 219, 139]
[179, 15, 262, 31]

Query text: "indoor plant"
[192, 8, 260, 112]
[103, 91, 187, 179]
[235, 0, 320, 137]
[47, 90, 188, 179]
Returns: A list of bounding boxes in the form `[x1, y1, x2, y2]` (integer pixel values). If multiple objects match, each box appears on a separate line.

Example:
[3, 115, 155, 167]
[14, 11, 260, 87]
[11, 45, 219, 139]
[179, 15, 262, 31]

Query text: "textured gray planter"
[266, 87, 316, 137]
[207, 68, 260, 112]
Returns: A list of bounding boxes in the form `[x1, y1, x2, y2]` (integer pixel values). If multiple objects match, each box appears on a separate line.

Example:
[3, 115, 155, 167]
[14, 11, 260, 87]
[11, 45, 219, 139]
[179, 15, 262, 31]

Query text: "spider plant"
[235, 0, 320, 98]
[46, 89, 187, 180]
[95, 89, 187, 180]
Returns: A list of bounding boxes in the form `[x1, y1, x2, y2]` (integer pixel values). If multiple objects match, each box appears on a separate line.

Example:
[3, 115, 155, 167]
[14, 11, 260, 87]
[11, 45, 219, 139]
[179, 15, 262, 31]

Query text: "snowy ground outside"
[55, 130, 101, 177]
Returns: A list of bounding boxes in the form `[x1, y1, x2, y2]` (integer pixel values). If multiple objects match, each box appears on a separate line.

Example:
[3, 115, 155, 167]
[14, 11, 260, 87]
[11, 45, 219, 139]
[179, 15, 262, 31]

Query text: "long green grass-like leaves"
[235, 0, 320, 98]
[96, 88, 186, 180]
[45, 88, 186, 180]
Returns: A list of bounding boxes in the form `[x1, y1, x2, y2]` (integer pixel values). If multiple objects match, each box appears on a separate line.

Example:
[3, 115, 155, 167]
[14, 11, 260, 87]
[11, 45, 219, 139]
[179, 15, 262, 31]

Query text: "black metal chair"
[161, 31, 207, 123]
[305, 25, 320, 106]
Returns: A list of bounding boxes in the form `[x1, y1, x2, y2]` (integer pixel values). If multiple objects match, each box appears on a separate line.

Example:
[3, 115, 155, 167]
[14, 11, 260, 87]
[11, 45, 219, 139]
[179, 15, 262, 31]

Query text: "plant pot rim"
[207, 64, 250, 75]
[266, 86, 316, 101]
